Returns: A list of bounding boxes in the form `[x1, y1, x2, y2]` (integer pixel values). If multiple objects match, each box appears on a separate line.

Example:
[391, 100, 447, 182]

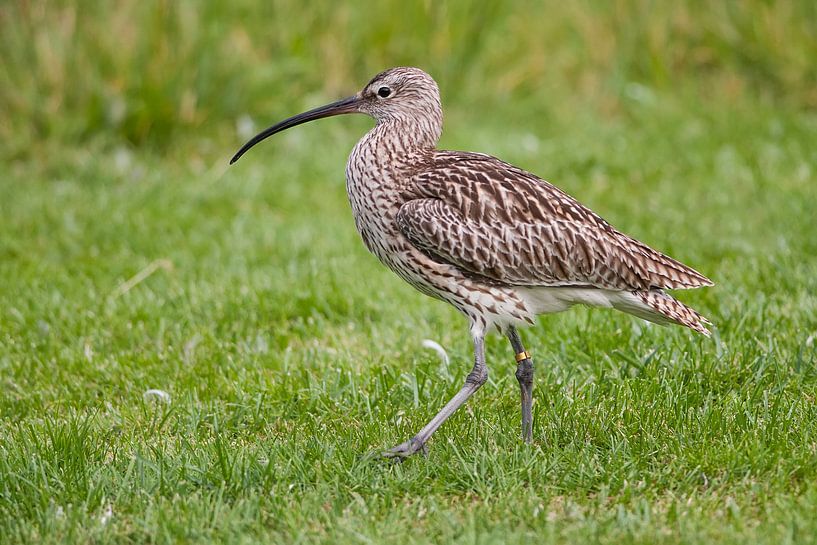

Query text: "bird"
[230, 67, 713, 459]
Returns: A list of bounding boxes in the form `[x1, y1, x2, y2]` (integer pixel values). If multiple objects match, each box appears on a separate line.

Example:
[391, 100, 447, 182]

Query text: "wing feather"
[398, 152, 712, 291]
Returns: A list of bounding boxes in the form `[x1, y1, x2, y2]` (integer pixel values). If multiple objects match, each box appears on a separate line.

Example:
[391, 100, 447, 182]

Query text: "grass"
[2, 1, 817, 543]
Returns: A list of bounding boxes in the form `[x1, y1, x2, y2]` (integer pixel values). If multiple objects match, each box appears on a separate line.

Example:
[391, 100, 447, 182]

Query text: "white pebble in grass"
[807, 333, 815, 347]
[421, 339, 449, 366]
[99, 504, 113, 525]
[143, 389, 171, 404]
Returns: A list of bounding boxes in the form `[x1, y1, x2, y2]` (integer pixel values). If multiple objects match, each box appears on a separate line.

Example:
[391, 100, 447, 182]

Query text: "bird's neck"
[367, 115, 442, 154]
[348, 116, 441, 189]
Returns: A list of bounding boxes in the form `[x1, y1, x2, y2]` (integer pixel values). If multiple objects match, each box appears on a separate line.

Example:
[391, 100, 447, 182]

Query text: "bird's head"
[357, 67, 442, 123]
[230, 67, 442, 164]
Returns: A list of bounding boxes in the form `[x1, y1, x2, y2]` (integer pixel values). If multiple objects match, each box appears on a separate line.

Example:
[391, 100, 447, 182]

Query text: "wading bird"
[230, 67, 712, 459]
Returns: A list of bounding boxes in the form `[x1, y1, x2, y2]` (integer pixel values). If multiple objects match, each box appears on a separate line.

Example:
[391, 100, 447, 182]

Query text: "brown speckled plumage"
[341, 68, 712, 337]
[231, 66, 714, 457]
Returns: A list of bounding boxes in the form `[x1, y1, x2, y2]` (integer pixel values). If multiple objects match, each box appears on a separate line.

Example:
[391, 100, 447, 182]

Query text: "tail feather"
[613, 290, 711, 336]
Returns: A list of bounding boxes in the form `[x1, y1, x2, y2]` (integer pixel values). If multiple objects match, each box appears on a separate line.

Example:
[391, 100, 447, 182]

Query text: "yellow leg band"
[515, 351, 531, 362]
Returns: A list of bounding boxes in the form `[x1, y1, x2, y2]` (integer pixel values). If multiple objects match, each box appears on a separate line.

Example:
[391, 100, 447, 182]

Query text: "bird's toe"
[381, 437, 428, 460]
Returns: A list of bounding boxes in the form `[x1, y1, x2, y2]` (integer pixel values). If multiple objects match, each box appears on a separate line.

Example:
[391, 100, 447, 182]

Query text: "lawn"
[2, 2, 817, 543]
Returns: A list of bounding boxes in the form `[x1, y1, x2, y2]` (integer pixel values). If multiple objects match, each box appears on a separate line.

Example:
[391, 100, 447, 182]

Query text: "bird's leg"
[383, 335, 488, 459]
[507, 326, 534, 443]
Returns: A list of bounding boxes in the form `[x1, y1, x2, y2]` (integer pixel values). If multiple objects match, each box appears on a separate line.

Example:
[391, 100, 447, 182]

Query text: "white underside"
[480, 286, 670, 335]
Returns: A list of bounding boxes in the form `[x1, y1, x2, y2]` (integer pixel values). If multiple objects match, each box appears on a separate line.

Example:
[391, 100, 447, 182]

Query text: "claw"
[381, 437, 428, 460]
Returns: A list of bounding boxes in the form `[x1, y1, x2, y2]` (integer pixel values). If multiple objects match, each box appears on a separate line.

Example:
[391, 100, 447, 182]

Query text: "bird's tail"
[613, 290, 712, 336]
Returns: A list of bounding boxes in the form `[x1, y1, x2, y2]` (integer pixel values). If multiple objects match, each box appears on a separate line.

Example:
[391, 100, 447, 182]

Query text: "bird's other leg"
[383, 334, 488, 459]
[507, 326, 534, 443]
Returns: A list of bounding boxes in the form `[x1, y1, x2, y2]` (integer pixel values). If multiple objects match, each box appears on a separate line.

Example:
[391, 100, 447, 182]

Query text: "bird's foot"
[381, 437, 428, 460]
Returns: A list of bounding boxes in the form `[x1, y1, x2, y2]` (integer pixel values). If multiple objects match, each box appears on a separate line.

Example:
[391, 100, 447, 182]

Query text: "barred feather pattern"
[633, 290, 712, 336]
[343, 67, 712, 335]
[401, 152, 712, 292]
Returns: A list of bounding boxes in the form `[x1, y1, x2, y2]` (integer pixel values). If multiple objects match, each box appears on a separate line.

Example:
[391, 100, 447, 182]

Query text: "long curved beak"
[230, 95, 361, 164]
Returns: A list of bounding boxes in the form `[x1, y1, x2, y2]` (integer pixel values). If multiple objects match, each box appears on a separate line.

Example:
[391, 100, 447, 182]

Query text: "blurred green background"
[2, 2, 817, 544]
[3, 0, 816, 159]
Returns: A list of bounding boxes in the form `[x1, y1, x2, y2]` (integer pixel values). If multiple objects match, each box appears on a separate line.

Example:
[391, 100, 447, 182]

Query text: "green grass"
[2, 1, 817, 543]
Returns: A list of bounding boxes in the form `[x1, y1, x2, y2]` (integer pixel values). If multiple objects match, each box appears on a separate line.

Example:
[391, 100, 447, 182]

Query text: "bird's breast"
[343, 142, 539, 334]
[345, 139, 454, 304]
[345, 152, 404, 263]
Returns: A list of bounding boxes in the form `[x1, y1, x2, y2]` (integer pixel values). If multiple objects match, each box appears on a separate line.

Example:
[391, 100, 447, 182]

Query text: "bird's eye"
[377, 86, 391, 98]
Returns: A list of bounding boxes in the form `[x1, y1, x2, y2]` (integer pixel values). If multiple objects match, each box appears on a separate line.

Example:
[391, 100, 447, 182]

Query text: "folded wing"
[398, 151, 712, 291]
